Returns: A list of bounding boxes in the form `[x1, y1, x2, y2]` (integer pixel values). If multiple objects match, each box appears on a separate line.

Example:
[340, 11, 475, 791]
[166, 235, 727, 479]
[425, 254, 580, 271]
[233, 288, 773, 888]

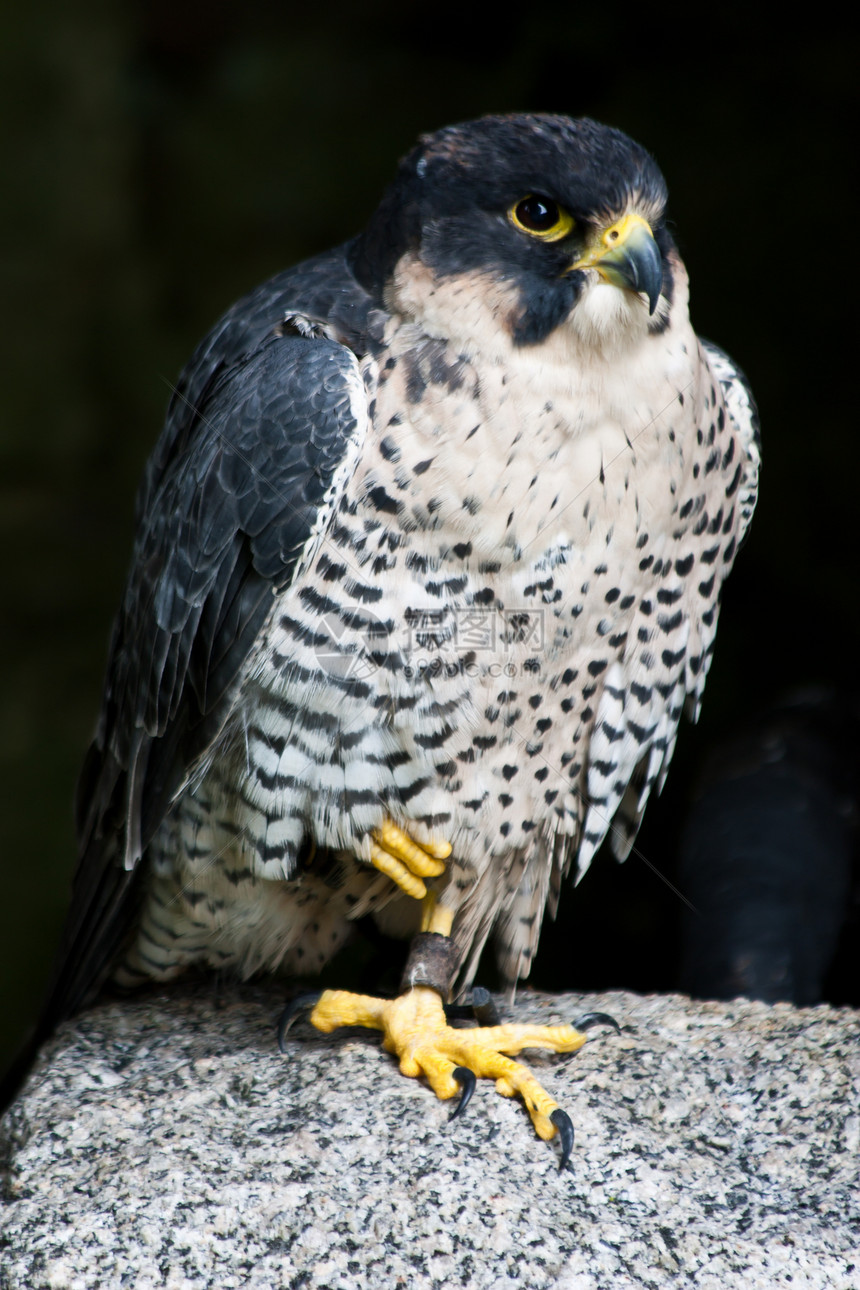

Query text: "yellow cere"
[571, 211, 655, 272]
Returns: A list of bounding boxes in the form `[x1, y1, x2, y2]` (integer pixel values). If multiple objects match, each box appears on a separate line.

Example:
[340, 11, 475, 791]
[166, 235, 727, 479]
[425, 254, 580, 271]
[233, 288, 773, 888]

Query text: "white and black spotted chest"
[229, 310, 741, 881]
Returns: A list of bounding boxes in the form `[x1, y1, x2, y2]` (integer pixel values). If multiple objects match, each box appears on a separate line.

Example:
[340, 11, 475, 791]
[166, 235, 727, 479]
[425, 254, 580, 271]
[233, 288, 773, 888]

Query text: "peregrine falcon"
[44, 115, 760, 1163]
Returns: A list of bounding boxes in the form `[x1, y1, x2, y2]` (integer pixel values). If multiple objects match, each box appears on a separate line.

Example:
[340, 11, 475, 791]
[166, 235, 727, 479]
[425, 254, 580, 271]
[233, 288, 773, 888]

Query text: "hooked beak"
[569, 213, 663, 315]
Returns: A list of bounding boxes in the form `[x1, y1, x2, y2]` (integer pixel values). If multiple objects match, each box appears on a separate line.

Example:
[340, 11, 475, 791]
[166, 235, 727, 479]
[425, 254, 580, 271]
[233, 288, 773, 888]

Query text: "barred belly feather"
[119, 257, 758, 994]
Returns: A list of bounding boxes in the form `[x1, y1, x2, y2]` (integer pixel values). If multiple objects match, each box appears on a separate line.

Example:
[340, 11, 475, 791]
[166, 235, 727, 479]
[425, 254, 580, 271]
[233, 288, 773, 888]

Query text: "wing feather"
[40, 257, 374, 1031]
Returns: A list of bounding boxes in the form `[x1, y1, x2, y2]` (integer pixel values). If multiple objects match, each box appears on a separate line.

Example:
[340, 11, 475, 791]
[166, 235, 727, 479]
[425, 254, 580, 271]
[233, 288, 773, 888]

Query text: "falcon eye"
[509, 195, 575, 242]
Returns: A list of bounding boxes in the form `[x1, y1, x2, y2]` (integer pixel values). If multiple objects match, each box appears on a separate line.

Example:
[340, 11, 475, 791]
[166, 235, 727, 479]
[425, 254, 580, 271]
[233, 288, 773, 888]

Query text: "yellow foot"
[279, 986, 618, 1169]
[368, 819, 452, 900]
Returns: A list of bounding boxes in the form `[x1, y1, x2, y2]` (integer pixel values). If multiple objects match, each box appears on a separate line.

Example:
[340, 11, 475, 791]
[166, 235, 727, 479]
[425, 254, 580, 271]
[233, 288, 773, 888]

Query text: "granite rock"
[1, 985, 858, 1289]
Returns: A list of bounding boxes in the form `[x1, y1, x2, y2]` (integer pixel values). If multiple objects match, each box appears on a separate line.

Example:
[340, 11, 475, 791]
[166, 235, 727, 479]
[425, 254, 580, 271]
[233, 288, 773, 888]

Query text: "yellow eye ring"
[509, 195, 575, 242]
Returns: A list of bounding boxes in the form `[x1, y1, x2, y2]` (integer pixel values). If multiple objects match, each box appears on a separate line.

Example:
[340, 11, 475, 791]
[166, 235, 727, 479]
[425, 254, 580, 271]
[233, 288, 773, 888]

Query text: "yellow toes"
[494, 1066, 562, 1140]
[369, 841, 428, 899]
[309, 989, 387, 1033]
[299, 984, 588, 1161]
[375, 820, 451, 873]
[369, 819, 452, 900]
[462, 1022, 587, 1059]
[411, 1050, 461, 1100]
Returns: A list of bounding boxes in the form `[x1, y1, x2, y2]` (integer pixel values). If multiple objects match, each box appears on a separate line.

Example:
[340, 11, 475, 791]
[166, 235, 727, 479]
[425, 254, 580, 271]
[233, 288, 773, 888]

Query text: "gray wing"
[51, 268, 372, 1028]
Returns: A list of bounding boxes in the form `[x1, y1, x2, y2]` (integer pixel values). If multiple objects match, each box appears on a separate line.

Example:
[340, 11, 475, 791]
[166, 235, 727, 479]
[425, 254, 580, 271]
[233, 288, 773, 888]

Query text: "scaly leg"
[279, 818, 618, 1168]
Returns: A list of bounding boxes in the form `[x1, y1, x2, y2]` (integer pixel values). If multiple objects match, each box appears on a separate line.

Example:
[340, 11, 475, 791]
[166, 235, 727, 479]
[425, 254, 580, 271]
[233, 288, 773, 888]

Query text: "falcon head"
[351, 114, 675, 355]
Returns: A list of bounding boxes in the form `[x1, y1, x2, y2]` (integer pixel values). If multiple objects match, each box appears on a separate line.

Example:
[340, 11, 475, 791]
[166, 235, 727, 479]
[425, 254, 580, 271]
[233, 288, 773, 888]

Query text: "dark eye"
[515, 196, 558, 230]
[509, 195, 575, 241]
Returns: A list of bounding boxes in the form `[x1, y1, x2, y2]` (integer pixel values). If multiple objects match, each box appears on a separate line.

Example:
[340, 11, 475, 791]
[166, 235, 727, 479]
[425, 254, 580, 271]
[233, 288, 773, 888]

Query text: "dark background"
[2, 5, 857, 1076]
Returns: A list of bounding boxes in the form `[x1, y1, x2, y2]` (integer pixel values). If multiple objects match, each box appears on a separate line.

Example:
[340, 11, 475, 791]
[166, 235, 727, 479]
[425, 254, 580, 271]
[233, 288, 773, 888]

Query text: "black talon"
[277, 992, 322, 1052]
[550, 1108, 574, 1171]
[573, 1011, 621, 1035]
[470, 986, 501, 1027]
[450, 1067, 476, 1118]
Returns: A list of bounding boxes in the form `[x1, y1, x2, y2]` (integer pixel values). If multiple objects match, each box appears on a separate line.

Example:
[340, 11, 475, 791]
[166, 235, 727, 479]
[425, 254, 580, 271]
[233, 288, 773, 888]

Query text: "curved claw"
[277, 992, 322, 1053]
[550, 1107, 574, 1171]
[573, 1011, 621, 1035]
[450, 1066, 477, 1119]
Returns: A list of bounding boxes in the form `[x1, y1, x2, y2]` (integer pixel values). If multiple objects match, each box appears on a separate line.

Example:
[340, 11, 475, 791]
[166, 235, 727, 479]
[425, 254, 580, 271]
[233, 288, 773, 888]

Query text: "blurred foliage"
[1, 4, 857, 1074]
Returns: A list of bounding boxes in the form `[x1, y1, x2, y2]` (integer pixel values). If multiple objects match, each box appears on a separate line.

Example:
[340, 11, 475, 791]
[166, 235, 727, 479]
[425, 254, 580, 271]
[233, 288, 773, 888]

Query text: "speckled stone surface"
[1, 986, 858, 1289]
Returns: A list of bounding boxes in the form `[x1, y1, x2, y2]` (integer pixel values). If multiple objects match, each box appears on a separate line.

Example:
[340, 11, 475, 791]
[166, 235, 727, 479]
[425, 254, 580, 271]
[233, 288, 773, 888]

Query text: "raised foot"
[297, 986, 617, 1170]
[368, 819, 452, 900]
